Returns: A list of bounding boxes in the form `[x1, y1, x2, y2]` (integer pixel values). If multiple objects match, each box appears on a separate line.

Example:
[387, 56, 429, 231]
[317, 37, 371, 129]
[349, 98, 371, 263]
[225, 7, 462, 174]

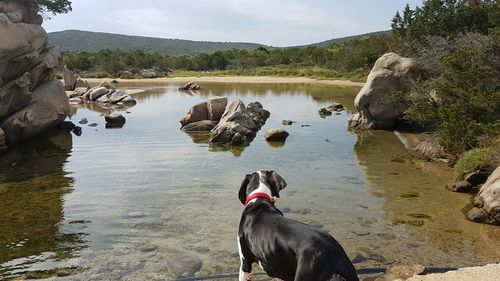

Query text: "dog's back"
[239, 201, 358, 281]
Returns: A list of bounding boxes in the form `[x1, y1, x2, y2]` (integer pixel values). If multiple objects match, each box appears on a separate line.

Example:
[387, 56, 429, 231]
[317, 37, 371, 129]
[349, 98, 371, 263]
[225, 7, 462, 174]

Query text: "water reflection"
[68, 102, 133, 118]
[0, 130, 87, 279]
[353, 130, 500, 264]
[2, 82, 499, 280]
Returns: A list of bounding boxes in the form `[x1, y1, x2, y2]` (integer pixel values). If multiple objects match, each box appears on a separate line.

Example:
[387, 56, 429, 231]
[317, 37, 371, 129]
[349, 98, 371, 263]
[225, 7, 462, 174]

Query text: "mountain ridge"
[48, 29, 390, 56]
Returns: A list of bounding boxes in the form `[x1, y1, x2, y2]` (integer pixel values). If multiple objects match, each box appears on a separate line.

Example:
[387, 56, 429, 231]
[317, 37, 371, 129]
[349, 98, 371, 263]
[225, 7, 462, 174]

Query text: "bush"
[391, 32, 500, 153]
[454, 147, 492, 176]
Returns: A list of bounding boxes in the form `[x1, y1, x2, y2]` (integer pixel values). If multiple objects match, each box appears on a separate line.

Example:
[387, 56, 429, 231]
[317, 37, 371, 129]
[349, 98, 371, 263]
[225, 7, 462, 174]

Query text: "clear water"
[0, 82, 499, 280]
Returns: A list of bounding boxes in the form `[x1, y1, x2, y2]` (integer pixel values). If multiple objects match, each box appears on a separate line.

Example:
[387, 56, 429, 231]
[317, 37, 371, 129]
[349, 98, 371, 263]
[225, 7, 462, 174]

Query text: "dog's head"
[238, 170, 287, 205]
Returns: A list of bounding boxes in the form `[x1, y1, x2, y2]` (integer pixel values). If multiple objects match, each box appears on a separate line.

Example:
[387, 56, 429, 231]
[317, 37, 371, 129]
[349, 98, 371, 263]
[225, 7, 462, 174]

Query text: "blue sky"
[43, 0, 424, 47]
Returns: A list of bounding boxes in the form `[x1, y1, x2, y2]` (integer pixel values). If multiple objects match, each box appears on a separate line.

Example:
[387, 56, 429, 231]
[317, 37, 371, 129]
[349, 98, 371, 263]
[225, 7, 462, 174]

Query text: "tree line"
[50, 0, 500, 161]
[62, 34, 392, 81]
[388, 0, 499, 172]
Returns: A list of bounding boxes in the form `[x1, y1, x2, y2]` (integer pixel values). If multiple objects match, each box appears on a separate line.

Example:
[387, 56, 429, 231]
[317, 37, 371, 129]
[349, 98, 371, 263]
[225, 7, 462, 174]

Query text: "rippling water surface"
[0, 82, 499, 280]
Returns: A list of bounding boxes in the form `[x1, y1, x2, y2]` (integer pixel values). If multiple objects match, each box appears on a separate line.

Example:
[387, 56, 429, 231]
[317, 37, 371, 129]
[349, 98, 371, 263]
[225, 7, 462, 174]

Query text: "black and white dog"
[237, 171, 359, 281]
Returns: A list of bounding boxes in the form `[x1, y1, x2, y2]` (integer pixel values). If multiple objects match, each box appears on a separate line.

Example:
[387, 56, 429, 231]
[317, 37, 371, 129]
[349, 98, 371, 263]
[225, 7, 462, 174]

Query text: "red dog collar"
[245, 192, 273, 207]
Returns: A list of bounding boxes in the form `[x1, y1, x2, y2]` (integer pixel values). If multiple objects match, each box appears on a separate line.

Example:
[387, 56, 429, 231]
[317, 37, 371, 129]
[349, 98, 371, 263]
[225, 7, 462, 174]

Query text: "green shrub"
[454, 147, 492, 176]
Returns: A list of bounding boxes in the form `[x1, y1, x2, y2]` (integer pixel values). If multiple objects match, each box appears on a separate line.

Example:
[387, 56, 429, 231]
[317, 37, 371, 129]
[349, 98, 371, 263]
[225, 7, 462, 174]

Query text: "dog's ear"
[265, 171, 287, 198]
[238, 173, 253, 205]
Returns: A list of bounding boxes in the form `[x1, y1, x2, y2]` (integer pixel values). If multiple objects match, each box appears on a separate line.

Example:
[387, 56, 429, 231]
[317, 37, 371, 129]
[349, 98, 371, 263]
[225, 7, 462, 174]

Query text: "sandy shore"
[85, 76, 365, 87]
[406, 263, 500, 281]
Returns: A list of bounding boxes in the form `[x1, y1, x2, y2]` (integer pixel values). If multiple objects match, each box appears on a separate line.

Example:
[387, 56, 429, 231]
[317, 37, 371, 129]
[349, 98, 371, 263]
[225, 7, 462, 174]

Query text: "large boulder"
[1, 80, 69, 144]
[0, 73, 32, 122]
[348, 53, 414, 130]
[180, 98, 270, 147]
[209, 100, 269, 145]
[180, 102, 209, 126]
[0, 0, 68, 147]
[27, 45, 61, 90]
[468, 166, 500, 225]
[207, 96, 228, 121]
[0, 11, 46, 83]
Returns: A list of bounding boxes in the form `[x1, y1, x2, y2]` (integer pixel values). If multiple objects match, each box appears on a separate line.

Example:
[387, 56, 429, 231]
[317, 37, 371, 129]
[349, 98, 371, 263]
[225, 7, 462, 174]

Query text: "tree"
[391, 11, 405, 36]
[26, 0, 72, 17]
[391, 0, 497, 41]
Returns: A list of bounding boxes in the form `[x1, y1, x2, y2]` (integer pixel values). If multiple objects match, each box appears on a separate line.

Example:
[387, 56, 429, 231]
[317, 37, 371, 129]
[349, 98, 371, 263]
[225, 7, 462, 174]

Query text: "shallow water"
[0, 82, 499, 280]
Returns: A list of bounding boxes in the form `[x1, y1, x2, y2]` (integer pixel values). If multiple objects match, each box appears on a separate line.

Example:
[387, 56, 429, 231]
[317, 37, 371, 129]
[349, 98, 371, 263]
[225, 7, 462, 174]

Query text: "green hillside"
[48, 30, 267, 55]
[49, 29, 390, 55]
[294, 30, 391, 48]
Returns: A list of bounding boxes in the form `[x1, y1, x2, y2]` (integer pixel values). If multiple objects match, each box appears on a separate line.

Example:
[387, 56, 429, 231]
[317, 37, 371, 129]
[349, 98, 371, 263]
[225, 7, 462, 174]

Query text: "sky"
[43, 0, 424, 47]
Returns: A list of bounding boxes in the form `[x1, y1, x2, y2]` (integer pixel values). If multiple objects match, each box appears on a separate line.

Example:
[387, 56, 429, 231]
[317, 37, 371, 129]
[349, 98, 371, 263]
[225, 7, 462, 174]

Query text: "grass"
[454, 139, 500, 177]
[169, 67, 369, 82]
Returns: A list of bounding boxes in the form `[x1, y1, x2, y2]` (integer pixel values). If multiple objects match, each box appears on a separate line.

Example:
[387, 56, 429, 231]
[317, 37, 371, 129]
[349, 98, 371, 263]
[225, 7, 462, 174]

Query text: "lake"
[1, 81, 499, 280]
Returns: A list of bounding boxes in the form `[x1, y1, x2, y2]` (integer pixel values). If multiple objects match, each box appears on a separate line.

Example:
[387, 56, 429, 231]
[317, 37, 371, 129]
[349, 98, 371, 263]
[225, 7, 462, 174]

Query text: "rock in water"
[210, 100, 257, 144]
[282, 120, 294, 125]
[180, 102, 209, 126]
[209, 100, 270, 145]
[447, 180, 474, 193]
[1, 80, 69, 144]
[265, 129, 289, 142]
[207, 96, 228, 121]
[318, 108, 332, 117]
[109, 89, 127, 103]
[328, 103, 345, 111]
[105, 115, 126, 124]
[181, 120, 218, 132]
[468, 166, 500, 225]
[348, 53, 415, 130]
[118, 95, 137, 105]
[180, 99, 270, 147]
[88, 87, 109, 101]
[467, 207, 491, 223]
[105, 115, 126, 128]
[179, 81, 201, 91]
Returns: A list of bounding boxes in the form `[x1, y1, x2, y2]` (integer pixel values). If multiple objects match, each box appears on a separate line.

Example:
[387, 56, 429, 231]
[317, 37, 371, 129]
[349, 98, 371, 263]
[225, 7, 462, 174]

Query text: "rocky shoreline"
[349, 53, 499, 227]
[0, 0, 69, 151]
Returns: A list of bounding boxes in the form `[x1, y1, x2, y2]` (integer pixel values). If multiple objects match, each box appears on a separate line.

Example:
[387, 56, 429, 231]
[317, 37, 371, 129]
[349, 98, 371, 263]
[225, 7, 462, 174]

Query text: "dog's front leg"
[239, 261, 252, 281]
[237, 235, 253, 281]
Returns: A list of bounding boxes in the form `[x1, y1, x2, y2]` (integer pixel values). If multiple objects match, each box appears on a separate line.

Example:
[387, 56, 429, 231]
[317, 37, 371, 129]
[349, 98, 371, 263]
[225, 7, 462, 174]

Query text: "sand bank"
[86, 76, 365, 87]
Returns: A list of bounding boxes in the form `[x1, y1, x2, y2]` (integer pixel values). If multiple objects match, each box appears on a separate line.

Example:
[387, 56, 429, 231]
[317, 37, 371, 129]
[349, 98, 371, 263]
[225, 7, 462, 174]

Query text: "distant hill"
[48, 30, 267, 56]
[48, 29, 391, 55]
[296, 30, 391, 48]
